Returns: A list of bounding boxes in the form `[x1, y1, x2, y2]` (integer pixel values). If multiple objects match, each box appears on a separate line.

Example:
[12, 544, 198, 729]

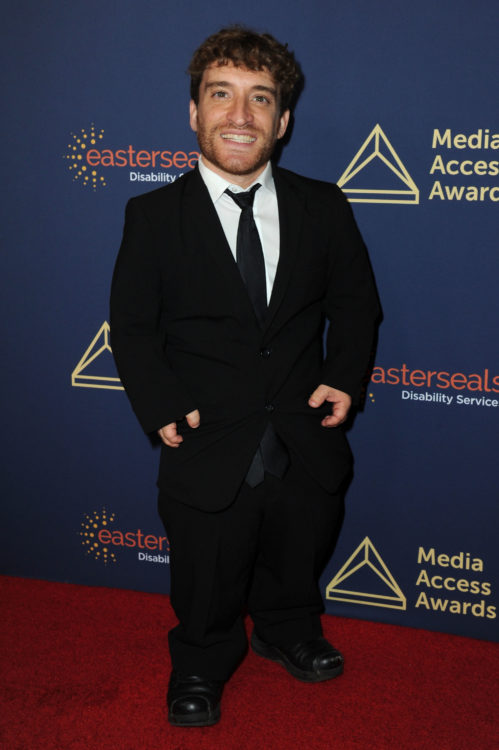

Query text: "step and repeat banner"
[1, 0, 497, 642]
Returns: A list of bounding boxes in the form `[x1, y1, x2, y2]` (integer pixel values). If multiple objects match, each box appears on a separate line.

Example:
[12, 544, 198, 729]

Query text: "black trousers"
[158, 460, 344, 680]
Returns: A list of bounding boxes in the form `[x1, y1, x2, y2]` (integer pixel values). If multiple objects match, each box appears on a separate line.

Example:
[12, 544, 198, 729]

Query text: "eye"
[212, 90, 228, 98]
[253, 95, 270, 104]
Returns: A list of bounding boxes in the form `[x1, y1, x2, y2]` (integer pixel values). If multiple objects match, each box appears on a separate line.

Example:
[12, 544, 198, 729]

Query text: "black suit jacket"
[110, 164, 379, 511]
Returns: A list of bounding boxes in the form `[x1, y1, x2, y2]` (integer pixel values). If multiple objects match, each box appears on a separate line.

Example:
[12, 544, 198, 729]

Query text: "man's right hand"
[157, 409, 201, 447]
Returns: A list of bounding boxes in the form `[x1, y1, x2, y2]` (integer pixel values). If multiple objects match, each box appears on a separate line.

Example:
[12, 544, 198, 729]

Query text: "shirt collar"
[198, 155, 275, 203]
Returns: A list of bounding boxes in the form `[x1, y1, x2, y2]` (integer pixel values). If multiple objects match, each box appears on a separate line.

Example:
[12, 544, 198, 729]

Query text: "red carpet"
[1, 576, 498, 749]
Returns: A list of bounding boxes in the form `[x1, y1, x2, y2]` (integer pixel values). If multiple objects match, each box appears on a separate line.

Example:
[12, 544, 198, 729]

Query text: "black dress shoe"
[167, 672, 224, 727]
[250, 631, 344, 682]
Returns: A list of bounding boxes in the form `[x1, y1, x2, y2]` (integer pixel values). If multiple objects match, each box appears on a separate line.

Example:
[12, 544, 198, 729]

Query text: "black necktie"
[226, 184, 289, 487]
[225, 184, 267, 326]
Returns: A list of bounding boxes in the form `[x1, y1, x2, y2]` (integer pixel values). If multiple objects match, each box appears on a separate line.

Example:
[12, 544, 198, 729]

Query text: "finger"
[321, 403, 349, 428]
[163, 422, 181, 441]
[158, 423, 183, 448]
[308, 385, 329, 407]
[185, 409, 201, 428]
[321, 413, 344, 428]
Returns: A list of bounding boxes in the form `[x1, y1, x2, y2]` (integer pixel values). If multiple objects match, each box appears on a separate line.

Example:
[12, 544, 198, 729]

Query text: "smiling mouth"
[221, 133, 256, 143]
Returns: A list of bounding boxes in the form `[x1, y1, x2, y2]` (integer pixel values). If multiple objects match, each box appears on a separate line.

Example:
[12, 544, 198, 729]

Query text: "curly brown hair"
[188, 26, 303, 114]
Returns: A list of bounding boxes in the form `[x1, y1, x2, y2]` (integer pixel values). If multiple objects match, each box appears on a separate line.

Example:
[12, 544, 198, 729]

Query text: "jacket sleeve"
[110, 197, 196, 433]
[320, 185, 380, 404]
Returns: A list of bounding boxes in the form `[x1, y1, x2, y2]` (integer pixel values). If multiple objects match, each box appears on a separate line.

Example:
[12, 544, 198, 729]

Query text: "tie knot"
[225, 183, 261, 210]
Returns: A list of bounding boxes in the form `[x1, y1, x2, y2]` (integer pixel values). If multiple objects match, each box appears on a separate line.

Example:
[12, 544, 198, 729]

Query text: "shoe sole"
[250, 633, 344, 683]
[168, 704, 221, 727]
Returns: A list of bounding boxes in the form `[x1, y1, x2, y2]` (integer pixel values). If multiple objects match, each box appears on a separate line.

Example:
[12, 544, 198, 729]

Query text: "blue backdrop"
[1, 0, 498, 641]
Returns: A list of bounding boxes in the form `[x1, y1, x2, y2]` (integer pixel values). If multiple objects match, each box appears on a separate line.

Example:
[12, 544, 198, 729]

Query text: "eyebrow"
[204, 81, 277, 97]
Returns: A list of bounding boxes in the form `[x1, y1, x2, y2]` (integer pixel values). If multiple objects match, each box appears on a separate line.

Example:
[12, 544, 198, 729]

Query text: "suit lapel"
[181, 167, 260, 327]
[263, 166, 305, 335]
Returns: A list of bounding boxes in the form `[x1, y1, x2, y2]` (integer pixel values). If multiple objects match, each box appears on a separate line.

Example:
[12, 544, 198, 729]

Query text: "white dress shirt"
[197, 156, 280, 303]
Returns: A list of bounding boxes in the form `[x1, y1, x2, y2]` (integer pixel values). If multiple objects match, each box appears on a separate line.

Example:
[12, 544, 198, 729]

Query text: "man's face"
[190, 62, 290, 187]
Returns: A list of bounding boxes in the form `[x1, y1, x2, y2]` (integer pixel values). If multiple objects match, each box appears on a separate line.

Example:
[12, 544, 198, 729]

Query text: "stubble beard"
[196, 123, 277, 177]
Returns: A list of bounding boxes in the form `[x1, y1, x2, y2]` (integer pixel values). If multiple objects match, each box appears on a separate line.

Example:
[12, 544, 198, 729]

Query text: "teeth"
[221, 134, 256, 143]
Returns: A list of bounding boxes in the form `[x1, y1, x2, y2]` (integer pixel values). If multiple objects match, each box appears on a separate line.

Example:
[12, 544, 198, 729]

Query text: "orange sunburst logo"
[63, 124, 106, 190]
[79, 508, 117, 563]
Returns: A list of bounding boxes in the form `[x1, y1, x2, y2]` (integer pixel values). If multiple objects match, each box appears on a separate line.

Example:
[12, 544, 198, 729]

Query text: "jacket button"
[260, 348, 271, 358]
[265, 403, 274, 412]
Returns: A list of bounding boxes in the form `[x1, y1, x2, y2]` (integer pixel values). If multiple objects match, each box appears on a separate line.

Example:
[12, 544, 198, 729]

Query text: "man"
[110, 26, 379, 727]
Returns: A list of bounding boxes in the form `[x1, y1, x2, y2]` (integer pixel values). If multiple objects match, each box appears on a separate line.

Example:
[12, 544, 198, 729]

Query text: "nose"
[227, 94, 253, 127]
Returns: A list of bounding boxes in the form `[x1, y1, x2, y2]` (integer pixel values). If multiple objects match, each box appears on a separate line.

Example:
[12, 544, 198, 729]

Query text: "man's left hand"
[308, 385, 352, 427]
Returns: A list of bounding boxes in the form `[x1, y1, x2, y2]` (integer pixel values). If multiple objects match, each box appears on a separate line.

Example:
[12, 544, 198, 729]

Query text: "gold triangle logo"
[326, 536, 406, 610]
[71, 321, 124, 390]
[337, 124, 419, 204]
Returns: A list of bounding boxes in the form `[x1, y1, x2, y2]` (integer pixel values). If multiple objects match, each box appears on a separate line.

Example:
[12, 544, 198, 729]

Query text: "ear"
[189, 100, 198, 133]
[277, 109, 290, 140]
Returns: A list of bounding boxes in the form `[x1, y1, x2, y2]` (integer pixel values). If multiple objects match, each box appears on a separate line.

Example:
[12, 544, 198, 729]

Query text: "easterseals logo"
[370, 363, 499, 409]
[79, 508, 118, 563]
[64, 125, 106, 189]
[63, 124, 199, 190]
[78, 508, 170, 565]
